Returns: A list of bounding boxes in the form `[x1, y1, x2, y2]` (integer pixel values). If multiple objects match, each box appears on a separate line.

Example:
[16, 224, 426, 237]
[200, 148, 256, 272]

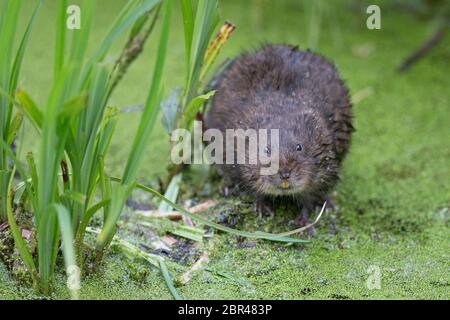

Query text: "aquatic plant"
[1, 0, 166, 296]
[0, 0, 39, 222]
[0, 0, 310, 299]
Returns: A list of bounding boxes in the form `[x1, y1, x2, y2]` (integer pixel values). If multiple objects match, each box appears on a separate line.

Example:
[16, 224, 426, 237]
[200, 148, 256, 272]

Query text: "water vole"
[206, 44, 353, 218]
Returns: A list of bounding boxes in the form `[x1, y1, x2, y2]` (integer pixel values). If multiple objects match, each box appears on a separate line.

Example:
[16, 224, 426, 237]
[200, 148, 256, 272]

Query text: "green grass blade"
[59, 93, 88, 119]
[158, 258, 182, 300]
[98, 157, 111, 221]
[25, 153, 38, 206]
[110, 177, 309, 244]
[38, 65, 77, 216]
[6, 112, 23, 145]
[185, 0, 218, 101]
[95, 0, 172, 242]
[37, 206, 59, 294]
[158, 172, 182, 212]
[53, 203, 79, 300]
[69, 0, 95, 63]
[54, 0, 68, 80]
[61, 190, 86, 204]
[8, 0, 41, 97]
[15, 89, 43, 130]
[77, 199, 110, 241]
[181, 0, 194, 73]
[80, 65, 109, 151]
[182, 90, 215, 128]
[5, 168, 37, 279]
[86, 0, 160, 73]
[95, 107, 119, 157]
[33, 63, 78, 293]
[0, 0, 21, 92]
[170, 224, 205, 242]
[96, 183, 131, 248]
[122, 0, 172, 185]
[0, 87, 43, 138]
[89, 226, 182, 300]
[0, 139, 37, 211]
[0, 0, 22, 170]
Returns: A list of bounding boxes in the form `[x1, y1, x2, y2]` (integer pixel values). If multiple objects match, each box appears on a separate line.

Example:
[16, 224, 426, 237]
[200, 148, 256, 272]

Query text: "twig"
[0, 222, 8, 232]
[137, 210, 183, 221]
[176, 239, 214, 286]
[189, 200, 218, 213]
[397, 24, 447, 72]
[276, 202, 327, 237]
[135, 199, 218, 221]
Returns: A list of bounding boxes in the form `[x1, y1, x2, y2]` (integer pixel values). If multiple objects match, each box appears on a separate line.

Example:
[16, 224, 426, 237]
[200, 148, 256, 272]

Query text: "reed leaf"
[54, 0, 68, 80]
[121, 0, 171, 184]
[182, 90, 215, 128]
[97, 0, 173, 250]
[15, 89, 43, 130]
[69, 0, 95, 63]
[54, 203, 79, 300]
[0, 0, 21, 220]
[181, 0, 194, 74]
[83, 0, 161, 81]
[111, 177, 310, 244]
[158, 172, 182, 212]
[159, 258, 182, 300]
[8, 0, 42, 111]
[5, 168, 37, 280]
[6, 113, 23, 145]
[184, 0, 219, 102]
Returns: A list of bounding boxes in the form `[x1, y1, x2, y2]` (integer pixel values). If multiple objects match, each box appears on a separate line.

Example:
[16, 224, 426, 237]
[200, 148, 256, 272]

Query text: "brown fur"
[206, 44, 353, 210]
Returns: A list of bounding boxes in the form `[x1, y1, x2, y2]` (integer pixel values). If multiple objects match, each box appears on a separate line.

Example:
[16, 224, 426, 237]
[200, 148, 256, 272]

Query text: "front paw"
[291, 208, 316, 237]
[255, 198, 274, 218]
[324, 193, 339, 213]
[219, 185, 230, 198]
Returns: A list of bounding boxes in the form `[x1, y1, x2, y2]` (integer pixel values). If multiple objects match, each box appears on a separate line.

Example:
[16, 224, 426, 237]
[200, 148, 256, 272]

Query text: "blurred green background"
[17, 0, 447, 180]
[3, 0, 449, 299]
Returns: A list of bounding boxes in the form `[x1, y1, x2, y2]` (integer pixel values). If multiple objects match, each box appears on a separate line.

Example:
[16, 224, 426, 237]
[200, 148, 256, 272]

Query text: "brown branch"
[397, 24, 447, 72]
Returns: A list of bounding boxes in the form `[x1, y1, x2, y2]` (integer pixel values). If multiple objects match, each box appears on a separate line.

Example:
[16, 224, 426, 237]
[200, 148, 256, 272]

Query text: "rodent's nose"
[279, 169, 291, 179]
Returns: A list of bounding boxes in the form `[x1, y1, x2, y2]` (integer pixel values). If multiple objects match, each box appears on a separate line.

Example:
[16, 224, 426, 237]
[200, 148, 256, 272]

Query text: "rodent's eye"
[296, 144, 303, 152]
[264, 146, 271, 155]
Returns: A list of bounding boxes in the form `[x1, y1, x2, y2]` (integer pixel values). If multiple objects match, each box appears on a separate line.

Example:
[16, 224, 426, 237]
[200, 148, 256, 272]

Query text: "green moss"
[2, 0, 449, 299]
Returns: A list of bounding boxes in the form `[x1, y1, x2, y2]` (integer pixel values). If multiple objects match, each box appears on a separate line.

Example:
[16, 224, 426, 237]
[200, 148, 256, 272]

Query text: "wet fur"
[206, 44, 353, 210]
